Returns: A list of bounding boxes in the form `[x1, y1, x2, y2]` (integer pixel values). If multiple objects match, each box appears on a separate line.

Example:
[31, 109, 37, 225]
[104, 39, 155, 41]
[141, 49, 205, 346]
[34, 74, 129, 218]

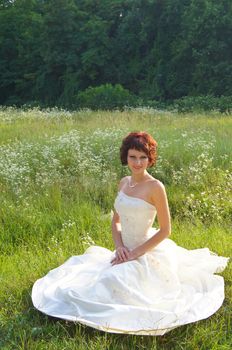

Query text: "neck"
[131, 171, 148, 183]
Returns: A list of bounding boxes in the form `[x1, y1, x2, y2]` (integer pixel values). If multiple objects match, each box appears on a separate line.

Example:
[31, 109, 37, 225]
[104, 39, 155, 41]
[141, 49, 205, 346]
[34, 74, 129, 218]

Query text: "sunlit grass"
[0, 107, 231, 349]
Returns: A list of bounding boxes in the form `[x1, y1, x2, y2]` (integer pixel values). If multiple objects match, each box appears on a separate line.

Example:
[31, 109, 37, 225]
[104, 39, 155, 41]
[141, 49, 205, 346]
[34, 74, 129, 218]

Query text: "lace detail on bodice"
[114, 191, 157, 249]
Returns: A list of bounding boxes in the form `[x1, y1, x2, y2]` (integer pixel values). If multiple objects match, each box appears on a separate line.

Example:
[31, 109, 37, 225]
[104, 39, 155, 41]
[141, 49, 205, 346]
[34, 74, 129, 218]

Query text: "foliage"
[0, 0, 232, 107]
[172, 95, 232, 113]
[76, 83, 138, 110]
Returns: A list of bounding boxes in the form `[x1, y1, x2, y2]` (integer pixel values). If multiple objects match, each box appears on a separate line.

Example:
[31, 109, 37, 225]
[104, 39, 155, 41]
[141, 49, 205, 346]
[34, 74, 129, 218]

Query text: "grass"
[0, 107, 231, 349]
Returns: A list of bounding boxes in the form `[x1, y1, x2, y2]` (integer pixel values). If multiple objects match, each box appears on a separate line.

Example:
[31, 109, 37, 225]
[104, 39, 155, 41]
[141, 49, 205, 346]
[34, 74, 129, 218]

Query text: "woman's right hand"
[111, 246, 130, 265]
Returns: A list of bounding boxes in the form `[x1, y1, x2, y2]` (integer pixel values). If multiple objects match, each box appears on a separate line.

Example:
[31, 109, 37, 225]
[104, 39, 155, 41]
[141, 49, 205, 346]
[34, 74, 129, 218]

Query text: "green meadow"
[0, 107, 231, 350]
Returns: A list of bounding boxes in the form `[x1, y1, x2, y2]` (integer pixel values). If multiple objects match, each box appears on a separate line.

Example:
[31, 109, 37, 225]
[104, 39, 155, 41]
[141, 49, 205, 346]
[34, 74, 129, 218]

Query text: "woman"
[111, 132, 171, 267]
[32, 132, 229, 335]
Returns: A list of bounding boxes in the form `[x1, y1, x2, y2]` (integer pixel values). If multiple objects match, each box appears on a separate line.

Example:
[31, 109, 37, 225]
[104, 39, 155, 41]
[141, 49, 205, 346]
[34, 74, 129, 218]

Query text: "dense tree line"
[0, 0, 231, 108]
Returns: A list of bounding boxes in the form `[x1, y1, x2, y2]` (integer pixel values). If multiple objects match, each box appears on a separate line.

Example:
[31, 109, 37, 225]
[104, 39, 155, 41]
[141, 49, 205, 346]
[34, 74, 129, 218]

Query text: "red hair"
[120, 132, 158, 167]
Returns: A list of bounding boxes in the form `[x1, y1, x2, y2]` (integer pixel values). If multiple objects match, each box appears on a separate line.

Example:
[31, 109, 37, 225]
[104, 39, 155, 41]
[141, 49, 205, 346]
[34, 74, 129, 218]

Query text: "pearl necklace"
[128, 177, 138, 188]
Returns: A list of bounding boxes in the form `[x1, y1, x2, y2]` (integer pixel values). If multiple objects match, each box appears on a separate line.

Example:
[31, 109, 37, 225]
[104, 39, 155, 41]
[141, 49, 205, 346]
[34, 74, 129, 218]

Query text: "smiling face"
[127, 148, 149, 174]
[120, 132, 158, 168]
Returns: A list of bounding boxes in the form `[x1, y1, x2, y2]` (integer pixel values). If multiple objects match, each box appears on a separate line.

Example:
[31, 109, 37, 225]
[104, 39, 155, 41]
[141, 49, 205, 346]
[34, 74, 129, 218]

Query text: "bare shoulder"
[148, 179, 167, 202]
[148, 178, 165, 190]
[118, 176, 129, 191]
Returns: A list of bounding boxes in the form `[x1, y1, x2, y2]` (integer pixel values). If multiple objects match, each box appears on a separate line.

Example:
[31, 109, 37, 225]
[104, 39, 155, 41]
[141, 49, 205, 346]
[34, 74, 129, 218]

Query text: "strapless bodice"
[114, 191, 157, 249]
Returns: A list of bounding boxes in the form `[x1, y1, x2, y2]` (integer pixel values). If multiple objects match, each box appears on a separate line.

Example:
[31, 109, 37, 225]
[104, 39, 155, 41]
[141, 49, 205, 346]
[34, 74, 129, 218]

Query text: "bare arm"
[111, 177, 130, 264]
[111, 211, 124, 249]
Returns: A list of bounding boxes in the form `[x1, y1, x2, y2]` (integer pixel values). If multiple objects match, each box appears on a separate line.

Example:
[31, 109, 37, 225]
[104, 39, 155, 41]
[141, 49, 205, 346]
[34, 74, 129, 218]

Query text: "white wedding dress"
[32, 191, 229, 335]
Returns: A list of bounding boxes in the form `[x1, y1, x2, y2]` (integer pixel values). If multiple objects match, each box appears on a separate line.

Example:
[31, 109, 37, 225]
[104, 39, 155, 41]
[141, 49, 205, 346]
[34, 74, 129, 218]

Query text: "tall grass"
[0, 107, 231, 349]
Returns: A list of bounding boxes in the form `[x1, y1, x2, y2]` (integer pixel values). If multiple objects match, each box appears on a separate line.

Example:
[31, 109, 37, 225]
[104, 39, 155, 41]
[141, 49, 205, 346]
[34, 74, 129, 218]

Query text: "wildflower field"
[0, 107, 231, 350]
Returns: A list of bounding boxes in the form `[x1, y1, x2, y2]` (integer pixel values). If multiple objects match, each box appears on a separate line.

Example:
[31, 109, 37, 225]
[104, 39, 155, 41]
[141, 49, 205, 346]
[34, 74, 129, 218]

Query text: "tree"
[0, 0, 44, 105]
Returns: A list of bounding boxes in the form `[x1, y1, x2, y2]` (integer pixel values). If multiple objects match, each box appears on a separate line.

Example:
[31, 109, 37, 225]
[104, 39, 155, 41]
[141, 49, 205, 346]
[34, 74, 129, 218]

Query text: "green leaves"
[0, 0, 232, 107]
[76, 83, 137, 110]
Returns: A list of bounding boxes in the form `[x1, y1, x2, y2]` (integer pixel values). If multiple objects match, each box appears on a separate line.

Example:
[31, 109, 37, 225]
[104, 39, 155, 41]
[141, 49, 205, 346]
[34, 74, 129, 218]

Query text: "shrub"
[216, 96, 232, 113]
[76, 84, 137, 110]
[172, 95, 232, 113]
[145, 99, 169, 110]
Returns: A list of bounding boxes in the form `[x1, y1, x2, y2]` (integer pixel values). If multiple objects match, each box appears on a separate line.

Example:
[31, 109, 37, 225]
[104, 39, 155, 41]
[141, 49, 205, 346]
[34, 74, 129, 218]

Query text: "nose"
[134, 159, 142, 164]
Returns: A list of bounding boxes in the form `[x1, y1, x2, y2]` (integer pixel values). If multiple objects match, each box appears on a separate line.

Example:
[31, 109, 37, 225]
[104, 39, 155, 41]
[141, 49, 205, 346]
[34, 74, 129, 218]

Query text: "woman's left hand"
[111, 250, 139, 266]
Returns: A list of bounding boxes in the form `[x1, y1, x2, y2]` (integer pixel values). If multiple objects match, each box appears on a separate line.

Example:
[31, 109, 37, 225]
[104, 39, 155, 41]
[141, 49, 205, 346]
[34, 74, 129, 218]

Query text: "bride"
[32, 131, 229, 335]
